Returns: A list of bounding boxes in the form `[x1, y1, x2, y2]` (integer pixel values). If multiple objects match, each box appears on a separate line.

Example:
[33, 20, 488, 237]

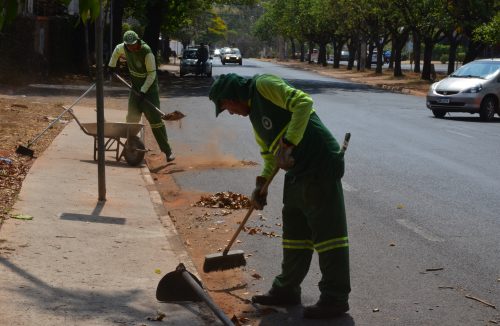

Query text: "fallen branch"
[465, 294, 496, 309]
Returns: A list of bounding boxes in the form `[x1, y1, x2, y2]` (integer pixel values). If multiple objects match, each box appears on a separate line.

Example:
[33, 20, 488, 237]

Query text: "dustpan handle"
[178, 266, 234, 325]
[112, 72, 166, 118]
[223, 166, 279, 256]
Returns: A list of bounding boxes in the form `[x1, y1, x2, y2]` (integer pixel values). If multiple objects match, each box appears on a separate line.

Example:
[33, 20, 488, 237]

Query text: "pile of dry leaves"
[194, 191, 251, 209]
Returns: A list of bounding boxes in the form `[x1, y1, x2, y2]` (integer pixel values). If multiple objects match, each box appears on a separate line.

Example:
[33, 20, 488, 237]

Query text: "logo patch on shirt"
[135, 60, 143, 68]
[262, 116, 272, 130]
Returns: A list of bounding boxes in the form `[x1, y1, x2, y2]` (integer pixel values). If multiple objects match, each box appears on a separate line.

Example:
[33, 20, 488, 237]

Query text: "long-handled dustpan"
[16, 83, 96, 157]
[156, 263, 234, 326]
[111, 73, 185, 121]
[203, 166, 280, 273]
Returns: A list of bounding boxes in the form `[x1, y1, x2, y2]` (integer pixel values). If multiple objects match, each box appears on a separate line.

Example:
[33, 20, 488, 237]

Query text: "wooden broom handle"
[223, 167, 280, 255]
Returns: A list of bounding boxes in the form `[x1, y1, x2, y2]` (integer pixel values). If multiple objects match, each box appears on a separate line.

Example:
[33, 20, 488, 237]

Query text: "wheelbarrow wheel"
[124, 136, 145, 166]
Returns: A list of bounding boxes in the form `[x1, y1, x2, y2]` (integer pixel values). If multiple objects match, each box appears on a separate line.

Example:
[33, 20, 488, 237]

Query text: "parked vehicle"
[426, 58, 500, 121]
[221, 48, 242, 65]
[179, 47, 212, 77]
[340, 50, 349, 61]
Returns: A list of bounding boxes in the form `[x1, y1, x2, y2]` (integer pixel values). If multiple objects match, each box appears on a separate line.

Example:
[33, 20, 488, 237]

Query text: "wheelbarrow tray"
[79, 122, 144, 165]
[80, 122, 143, 138]
[66, 109, 146, 166]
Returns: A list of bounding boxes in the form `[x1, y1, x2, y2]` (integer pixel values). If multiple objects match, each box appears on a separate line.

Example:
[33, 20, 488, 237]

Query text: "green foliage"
[0, 0, 18, 30]
[440, 54, 448, 63]
[79, 0, 101, 23]
[473, 12, 500, 46]
[433, 44, 449, 59]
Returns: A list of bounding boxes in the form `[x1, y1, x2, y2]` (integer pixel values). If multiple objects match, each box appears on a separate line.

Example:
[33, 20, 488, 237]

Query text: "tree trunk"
[388, 42, 395, 69]
[347, 39, 356, 70]
[393, 31, 409, 77]
[307, 40, 314, 64]
[375, 44, 384, 73]
[447, 36, 458, 74]
[111, 0, 124, 49]
[85, 23, 92, 77]
[412, 33, 421, 73]
[290, 38, 296, 60]
[421, 39, 434, 80]
[332, 39, 342, 68]
[318, 42, 327, 66]
[143, 0, 163, 58]
[300, 42, 305, 62]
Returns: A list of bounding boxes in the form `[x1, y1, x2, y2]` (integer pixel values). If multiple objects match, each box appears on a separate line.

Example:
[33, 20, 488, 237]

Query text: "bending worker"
[208, 73, 351, 319]
[108, 30, 175, 162]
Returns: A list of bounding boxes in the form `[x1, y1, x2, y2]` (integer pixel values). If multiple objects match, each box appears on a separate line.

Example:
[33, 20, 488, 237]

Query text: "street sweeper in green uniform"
[108, 30, 174, 162]
[208, 73, 351, 319]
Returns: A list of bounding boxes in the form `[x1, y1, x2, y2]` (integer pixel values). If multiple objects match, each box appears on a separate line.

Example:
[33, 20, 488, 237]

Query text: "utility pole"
[95, 0, 106, 201]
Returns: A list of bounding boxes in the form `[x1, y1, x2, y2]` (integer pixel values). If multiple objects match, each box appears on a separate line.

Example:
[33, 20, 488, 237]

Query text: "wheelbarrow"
[66, 109, 147, 166]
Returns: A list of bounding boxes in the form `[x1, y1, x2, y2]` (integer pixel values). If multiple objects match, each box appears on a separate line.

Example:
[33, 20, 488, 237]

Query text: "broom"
[203, 166, 280, 273]
[16, 83, 96, 157]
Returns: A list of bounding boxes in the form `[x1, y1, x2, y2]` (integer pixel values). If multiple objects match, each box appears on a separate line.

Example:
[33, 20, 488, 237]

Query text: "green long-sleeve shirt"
[108, 42, 157, 94]
[248, 74, 315, 178]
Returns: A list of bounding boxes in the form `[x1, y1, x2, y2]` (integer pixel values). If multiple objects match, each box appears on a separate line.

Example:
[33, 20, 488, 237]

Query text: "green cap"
[208, 73, 249, 117]
[123, 30, 139, 45]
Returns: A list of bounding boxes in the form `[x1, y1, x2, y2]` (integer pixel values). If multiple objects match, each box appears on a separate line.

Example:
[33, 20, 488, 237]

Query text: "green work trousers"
[127, 81, 172, 155]
[272, 160, 351, 303]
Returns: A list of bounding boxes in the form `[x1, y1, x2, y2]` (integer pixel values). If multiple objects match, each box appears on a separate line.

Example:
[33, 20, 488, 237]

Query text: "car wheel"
[432, 110, 446, 118]
[239, 60, 242, 65]
[180, 70, 185, 77]
[479, 96, 497, 122]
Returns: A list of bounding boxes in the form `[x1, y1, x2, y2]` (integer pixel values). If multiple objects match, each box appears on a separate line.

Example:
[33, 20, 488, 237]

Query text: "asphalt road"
[162, 58, 499, 325]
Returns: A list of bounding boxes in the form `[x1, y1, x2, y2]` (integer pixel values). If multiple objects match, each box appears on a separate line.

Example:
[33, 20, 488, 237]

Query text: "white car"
[426, 59, 500, 121]
[221, 48, 242, 65]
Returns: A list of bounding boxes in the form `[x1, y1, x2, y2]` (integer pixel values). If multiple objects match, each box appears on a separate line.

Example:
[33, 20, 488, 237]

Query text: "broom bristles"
[203, 250, 246, 273]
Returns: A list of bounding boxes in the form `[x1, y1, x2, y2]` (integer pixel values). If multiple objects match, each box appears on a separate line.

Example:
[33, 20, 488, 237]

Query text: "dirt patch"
[0, 97, 70, 225]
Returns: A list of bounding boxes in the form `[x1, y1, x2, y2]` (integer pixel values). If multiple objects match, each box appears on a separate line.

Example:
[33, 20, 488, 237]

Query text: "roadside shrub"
[440, 54, 448, 63]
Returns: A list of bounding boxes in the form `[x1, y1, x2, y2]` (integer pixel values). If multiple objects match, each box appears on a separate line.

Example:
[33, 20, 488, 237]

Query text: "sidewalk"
[0, 106, 217, 325]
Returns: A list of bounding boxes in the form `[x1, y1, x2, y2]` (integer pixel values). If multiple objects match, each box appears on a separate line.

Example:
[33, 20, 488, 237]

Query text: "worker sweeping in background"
[108, 30, 175, 162]
[208, 73, 351, 319]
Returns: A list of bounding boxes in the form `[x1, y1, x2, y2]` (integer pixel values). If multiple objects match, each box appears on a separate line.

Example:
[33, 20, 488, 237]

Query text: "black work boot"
[166, 152, 175, 162]
[251, 287, 301, 306]
[303, 299, 349, 319]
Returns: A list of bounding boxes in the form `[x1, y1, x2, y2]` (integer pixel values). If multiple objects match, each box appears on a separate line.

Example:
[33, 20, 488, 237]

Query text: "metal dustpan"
[156, 263, 203, 302]
[156, 263, 234, 325]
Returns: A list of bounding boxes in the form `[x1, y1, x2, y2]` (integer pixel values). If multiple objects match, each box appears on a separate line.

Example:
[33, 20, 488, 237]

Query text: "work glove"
[106, 66, 116, 77]
[251, 176, 268, 210]
[275, 137, 295, 171]
[138, 91, 146, 103]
